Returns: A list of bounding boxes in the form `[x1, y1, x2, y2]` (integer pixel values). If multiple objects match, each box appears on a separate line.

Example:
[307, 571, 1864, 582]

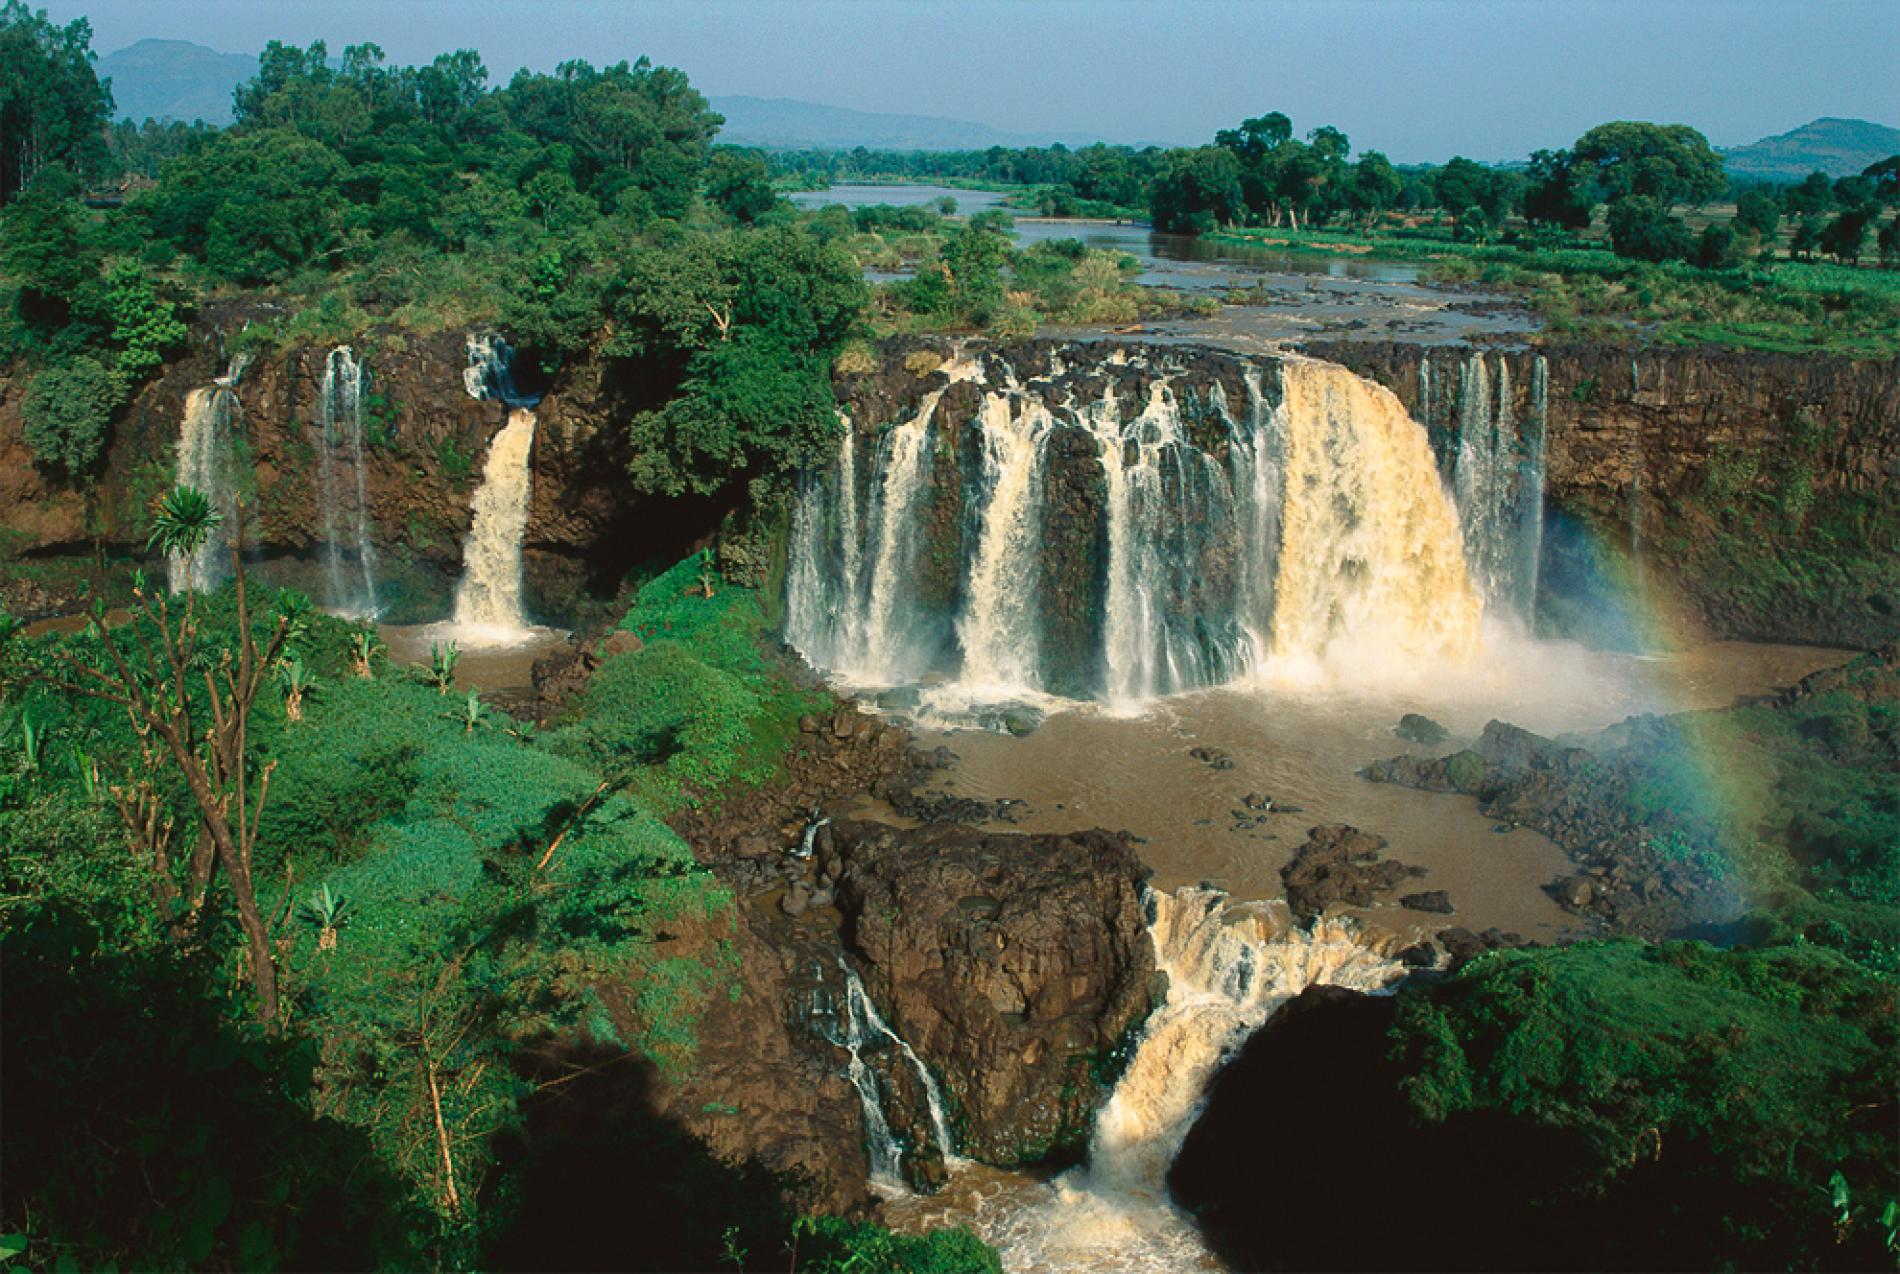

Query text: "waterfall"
[317, 346, 379, 617]
[450, 409, 536, 639]
[1449, 352, 1547, 627]
[785, 348, 1485, 709]
[956, 394, 1055, 692]
[166, 356, 249, 594]
[1270, 360, 1480, 678]
[971, 888, 1402, 1271]
[463, 333, 539, 406]
[821, 963, 960, 1192]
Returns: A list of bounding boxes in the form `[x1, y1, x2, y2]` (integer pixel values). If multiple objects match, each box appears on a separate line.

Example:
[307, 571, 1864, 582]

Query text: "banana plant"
[452, 689, 489, 734]
[298, 883, 352, 952]
[278, 656, 316, 723]
[348, 626, 384, 679]
[427, 640, 460, 694]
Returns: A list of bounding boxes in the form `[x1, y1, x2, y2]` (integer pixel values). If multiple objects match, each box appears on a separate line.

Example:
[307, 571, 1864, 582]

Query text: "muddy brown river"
[912, 637, 1852, 945]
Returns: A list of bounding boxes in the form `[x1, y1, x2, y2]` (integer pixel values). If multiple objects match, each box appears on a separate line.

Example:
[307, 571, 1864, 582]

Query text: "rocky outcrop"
[1306, 340, 1900, 647]
[822, 818, 1156, 1166]
[1279, 824, 1425, 922]
[1364, 717, 1736, 937]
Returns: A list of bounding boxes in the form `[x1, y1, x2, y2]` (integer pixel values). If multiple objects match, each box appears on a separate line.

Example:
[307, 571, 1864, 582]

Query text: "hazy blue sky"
[46, 0, 1900, 161]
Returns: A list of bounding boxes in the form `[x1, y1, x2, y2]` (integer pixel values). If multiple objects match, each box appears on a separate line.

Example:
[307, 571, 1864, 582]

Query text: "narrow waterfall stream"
[318, 346, 379, 617]
[450, 408, 537, 641]
[884, 888, 1402, 1271]
[820, 963, 962, 1191]
[166, 354, 250, 594]
[1449, 351, 1548, 628]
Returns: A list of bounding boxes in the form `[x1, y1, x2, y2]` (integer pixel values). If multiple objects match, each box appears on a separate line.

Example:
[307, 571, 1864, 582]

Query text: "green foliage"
[0, 1, 113, 202]
[1606, 194, 1694, 262]
[553, 556, 828, 812]
[145, 483, 221, 559]
[1571, 120, 1727, 208]
[608, 226, 866, 497]
[102, 260, 187, 382]
[707, 146, 780, 224]
[796, 1217, 1003, 1273]
[20, 355, 114, 478]
[1390, 940, 1897, 1270]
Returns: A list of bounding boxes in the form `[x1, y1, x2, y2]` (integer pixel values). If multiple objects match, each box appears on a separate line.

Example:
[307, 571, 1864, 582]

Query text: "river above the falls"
[788, 182, 1536, 345]
[897, 637, 1852, 946]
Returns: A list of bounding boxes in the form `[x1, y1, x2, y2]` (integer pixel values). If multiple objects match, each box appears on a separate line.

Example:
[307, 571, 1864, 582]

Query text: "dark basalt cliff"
[5, 331, 1894, 649]
[0, 327, 723, 622]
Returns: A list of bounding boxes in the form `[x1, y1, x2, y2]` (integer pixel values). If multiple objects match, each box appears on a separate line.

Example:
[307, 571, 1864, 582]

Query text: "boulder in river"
[1394, 712, 1450, 745]
[1280, 824, 1425, 922]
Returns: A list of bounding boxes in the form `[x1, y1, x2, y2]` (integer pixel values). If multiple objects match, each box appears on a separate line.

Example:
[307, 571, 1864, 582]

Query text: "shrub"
[21, 356, 116, 479]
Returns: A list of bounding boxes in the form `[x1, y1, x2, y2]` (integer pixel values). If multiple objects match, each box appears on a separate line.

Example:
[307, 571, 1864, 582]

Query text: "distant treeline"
[771, 119, 1900, 265]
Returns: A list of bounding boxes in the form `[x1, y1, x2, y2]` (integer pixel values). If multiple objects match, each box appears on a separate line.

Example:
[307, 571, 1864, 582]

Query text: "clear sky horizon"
[41, 0, 1900, 163]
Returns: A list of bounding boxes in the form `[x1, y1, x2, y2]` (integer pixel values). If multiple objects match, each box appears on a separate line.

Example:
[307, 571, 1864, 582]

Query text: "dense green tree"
[1863, 154, 1899, 203]
[502, 58, 721, 220]
[0, 182, 104, 344]
[1781, 169, 1836, 217]
[1789, 215, 1825, 261]
[1432, 156, 1511, 231]
[1571, 120, 1725, 208]
[1734, 188, 1781, 239]
[706, 146, 778, 224]
[0, 0, 113, 202]
[139, 128, 349, 281]
[1606, 194, 1693, 262]
[1820, 205, 1875, 264]
[1696, 221, 1741, 270]
[1879, 214, 1900, 267]
[605, 226, 865, 496]
[1346, 150, 1402, 228]
[20, 355, 114, 477]
[1522, 148, 1594, 229]
[1150, 145, 1244, 233]
[103, 261, 186, 381]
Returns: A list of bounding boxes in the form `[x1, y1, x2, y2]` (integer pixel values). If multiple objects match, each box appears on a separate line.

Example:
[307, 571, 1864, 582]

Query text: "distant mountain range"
[94, 38, 1898, 172]
[1720, 117, 1900, 180]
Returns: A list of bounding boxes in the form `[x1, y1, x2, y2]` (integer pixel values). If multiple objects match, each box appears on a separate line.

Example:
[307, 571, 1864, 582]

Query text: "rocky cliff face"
[0, 326, 725, 622]
[824, 819, 1156, 1167]
[9, 331, 1893, 649]
[1304, 341, 1900, 647]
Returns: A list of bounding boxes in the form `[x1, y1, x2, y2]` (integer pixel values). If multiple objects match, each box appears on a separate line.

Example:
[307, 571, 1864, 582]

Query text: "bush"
[1606, 195, 1693, 263]
[21, 356, 116, 479]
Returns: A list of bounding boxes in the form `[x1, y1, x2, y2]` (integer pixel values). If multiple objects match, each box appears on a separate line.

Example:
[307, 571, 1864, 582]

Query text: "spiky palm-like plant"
[278, 656, 316, 723]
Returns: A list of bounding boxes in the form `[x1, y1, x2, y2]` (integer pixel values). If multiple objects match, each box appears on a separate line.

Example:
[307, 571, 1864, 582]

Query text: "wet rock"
[830, 710, 856, 740]
[1396, 941, 1440, 968]
[1189, 746, 1236, 771]
[1556, 875, 1595, 909]
[1242, 792, 1272, 811]
[828, 819, 1155, 1165]
[1400, 890, 1455, 915]
[798, 714, 821, 734]
[1280, 825, 1425, 922]
[874, 686, 923, 714]
[1394, 713, 1450, 746]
